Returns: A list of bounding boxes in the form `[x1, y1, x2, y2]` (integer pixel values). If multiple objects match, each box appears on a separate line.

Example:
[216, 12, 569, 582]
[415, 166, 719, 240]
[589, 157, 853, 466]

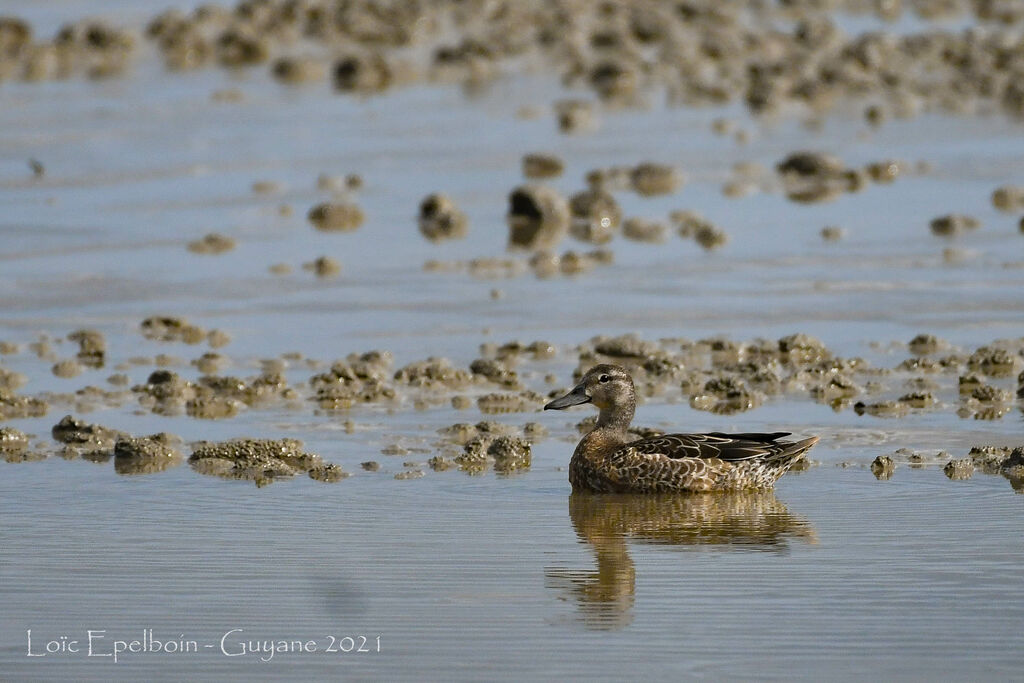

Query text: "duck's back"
[570, 430, 817, 493]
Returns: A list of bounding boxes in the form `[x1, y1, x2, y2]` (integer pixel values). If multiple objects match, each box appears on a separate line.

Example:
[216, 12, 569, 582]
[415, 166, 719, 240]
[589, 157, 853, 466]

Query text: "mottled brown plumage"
[544, 364, 818, 493]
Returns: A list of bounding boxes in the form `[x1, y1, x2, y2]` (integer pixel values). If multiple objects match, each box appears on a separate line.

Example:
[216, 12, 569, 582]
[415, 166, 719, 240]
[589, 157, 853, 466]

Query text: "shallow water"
[2, 3, 1024, 680]
[3, 446, 1024, 681]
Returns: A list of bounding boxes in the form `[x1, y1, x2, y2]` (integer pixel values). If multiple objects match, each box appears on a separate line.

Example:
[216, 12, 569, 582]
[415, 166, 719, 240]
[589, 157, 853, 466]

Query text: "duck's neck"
[595, 401, 634, 432]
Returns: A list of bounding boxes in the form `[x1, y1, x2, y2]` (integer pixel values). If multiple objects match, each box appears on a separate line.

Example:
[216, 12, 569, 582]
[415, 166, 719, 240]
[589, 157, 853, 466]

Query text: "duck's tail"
[773, 436, 819, 473]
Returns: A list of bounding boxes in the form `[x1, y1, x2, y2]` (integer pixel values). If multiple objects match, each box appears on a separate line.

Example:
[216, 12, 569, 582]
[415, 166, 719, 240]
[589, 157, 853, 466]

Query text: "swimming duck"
[544, 364, 818, 493]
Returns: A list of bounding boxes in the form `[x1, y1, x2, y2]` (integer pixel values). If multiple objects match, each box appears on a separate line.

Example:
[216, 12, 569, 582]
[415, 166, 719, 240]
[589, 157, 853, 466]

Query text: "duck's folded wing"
[623, 432, 792, 462]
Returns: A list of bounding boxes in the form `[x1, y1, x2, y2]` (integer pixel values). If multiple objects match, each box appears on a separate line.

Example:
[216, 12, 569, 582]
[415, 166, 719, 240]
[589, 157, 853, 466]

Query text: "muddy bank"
[3, 323, 1021, 487]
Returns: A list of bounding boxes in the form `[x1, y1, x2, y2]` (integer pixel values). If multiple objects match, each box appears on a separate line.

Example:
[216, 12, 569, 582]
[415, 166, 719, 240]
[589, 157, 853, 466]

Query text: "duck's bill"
[544, 384, 590, 410]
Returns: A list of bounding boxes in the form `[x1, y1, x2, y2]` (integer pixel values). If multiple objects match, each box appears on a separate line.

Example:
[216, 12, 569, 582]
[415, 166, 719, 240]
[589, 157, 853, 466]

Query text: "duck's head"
[544, 364, 635, 426]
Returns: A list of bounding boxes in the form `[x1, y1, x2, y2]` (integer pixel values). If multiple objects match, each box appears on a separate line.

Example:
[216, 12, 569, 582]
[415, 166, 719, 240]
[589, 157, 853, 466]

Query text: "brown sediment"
[207, 329, 231, 348]
[454, 438, 489, 475]
[569, 188, 621, 244]
[958, 373, 985, 395]
[630, 163, 682, 197]
[966, 446, 1024, 490]
[991, 186, 1024, 212]
[0, 0, 1021, 136]
[622, 218, 667, 243]
[943, 458, 974, 481]
[51, 359, 83, 379]
[810, 375, 861, 403]
[189, 438, 331, 486]
[308, 202, 364, 231]
[68, 329, 105, 368]
[310, 353, 396, 410]
[589, 60, 638, 101]
[507, 185, 570, 250]
[523, 422, 548, 440]
[522, 154, 564, 179]
[722, 179, 756, 199]
[908, 334, 945, 355]
[554, 99, 596, 134]
[585, 166, 632, 192]
[302, 256, 341, 278]
[251, 180, 283, 195]
[477, 392, 544, 414]
[51, 414, 125, 448]
[854, 400, 908, 418]
[865, 160, 903, 184]
[141, 316, 206, 344]
[930, 214, 980, 237]
[333, 53, 393, 93]
[968, 346, 1019, 377]
[428, 455, 455, 471]
[558, 250, 596, 275]
[271, 55, 325, 84]
[192, 352, 226, 375]
[820, 226, 845, 242]
[693, 224, 729, 250]
[689, 377, 763, 415]
[528, 251, 560, 278]
[113, 434, 183, 475]
[0, 388, 48, 419]
[187, 233, 236, 254]
[942, 247, 974, 264]
[898, 392, 936, 409]
[29, 338, 54, 360]
[215, 28, 268, 67]
[437, 421, 514, 446]
[186, 396, 241, 419]
[870, 455, 895, 480]
[0, 367, 26, 393]
[526, 341, 557, 360]
[133, 369, 190, 414]
[467, 258, 527, 279]
[864, 104, 885, 127]
[969, 445, 1014, 473]
[394, 357, 470, 390]
[8, 312, 1024, 489]
[670, 210, 711, 239]
[469, 358, 518, 388]
[153, 354, 181, 367]
[778, 334, 831, 364]
[968, 384, 1012, 403]
[489, 435, 531, 473]
[418, 194, 467, 242]
[0, 426, 30, 456]
[310, 463, 349, 482]
[317, 173, 363, 193]
[775, 152, 862, 203]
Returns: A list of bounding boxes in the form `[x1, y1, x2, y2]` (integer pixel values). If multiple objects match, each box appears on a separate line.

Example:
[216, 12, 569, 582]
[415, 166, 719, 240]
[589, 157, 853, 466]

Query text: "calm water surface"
[1, 3, 1023, 680]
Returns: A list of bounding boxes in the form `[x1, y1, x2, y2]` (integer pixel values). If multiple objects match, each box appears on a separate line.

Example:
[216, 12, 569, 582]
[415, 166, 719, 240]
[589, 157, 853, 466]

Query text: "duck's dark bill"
[544, 385, 590, 410]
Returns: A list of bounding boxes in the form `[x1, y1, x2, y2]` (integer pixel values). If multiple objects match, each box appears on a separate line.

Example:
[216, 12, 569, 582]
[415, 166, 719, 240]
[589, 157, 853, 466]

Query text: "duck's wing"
[622, 432, 793, 463]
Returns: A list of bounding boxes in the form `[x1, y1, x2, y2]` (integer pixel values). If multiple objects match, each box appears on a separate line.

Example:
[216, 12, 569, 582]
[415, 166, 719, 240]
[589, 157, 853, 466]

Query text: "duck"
[544, 363, 818, 493]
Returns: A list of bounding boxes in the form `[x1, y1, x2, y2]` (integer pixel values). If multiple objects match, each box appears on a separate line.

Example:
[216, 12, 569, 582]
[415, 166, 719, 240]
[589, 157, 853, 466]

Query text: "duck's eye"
[598, 374, 611, 383]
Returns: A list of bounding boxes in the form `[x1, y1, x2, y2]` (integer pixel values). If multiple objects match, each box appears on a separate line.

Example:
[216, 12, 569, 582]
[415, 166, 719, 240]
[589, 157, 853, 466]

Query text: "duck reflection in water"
[545, 492, 816, 630]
